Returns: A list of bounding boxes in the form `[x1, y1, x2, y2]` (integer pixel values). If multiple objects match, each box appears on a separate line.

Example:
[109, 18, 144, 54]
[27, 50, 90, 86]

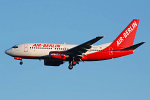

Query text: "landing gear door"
[109, 47, 113, 56]
[24, 44, 28, 52]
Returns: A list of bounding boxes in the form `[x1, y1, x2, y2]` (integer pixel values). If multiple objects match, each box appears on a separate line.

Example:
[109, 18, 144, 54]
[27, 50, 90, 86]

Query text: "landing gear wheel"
[20, 61, 23, 65]
[68, 65, 73, 70]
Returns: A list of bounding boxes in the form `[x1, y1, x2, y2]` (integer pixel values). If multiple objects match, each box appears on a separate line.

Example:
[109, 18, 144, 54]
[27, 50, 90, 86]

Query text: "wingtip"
[141, 42, 146, 44]
[96, 36, 104, 38]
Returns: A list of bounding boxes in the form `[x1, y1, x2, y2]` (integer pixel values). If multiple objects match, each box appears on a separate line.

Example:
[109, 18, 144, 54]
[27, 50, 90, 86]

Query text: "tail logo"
[117, 21, 138, 46]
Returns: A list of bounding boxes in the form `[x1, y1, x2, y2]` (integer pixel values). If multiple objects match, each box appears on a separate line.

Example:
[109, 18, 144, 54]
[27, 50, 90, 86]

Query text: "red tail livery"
[104, 19, 140, 50]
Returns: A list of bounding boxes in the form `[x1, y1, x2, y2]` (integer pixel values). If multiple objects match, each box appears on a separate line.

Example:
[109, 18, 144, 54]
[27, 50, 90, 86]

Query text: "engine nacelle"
[44, 59, 63, 66]
[49, 51, 68, 60]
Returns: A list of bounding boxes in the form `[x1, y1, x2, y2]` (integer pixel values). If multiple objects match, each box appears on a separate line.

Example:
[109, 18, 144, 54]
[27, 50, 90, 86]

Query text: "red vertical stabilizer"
[104, 19, 139, 50]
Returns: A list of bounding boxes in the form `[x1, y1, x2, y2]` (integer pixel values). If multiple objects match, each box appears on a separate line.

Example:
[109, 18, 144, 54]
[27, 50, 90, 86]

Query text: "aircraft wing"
[64, 36, 104, 57]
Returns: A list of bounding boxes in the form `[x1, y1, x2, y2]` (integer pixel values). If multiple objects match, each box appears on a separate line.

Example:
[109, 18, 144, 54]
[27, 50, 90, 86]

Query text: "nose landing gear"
[20, 60, 23, 65]
[14, 57, 23, 65]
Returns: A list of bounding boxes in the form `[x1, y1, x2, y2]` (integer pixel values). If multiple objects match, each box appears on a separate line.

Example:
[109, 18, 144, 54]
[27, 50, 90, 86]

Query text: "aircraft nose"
[5, 50, 8, 54]
[5, 49, 11, 55]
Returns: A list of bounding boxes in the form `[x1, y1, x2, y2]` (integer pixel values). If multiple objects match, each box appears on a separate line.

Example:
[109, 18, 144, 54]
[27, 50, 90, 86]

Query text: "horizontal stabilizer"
[121, 42, 145, 50]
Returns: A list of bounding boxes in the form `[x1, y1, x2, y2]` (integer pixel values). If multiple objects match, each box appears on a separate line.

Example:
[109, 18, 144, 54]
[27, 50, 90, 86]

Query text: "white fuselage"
[5, 43, 111, 59]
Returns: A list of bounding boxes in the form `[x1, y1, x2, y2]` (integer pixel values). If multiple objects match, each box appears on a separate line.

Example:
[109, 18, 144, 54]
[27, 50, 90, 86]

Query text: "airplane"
[5, 19, 145, 70]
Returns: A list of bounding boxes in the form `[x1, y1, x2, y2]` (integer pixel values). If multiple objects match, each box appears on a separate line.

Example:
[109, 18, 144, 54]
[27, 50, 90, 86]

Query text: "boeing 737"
[5, 19, 145, 69]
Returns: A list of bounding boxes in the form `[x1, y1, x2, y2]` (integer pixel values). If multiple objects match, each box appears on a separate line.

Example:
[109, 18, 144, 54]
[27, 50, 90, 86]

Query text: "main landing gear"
[68, 60, 79, 70]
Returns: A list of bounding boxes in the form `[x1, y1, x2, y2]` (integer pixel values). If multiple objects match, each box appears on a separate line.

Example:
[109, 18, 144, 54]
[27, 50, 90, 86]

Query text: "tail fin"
[105, 19, 140, 50]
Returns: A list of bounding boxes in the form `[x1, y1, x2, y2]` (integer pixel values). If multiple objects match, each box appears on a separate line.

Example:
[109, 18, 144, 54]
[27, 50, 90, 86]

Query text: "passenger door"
[24, 44, 28, 52]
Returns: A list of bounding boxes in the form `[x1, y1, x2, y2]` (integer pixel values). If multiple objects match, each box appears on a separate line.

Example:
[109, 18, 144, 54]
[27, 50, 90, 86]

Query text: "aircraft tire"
[68, 65, 73, 70]
[20, 62, 23, 65]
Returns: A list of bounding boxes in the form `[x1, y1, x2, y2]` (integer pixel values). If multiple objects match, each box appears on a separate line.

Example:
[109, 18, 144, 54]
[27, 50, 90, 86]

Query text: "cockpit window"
[12, 45, 18, 48]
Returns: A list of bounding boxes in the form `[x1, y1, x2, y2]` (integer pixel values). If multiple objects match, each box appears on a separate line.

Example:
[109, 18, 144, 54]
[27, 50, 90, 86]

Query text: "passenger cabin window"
[12, 45, 18, 48]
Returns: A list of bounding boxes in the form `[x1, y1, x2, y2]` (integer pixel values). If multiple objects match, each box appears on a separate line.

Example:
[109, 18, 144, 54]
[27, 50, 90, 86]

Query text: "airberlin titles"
[117, 21, 138, 46]
[32, 44, 61, 48]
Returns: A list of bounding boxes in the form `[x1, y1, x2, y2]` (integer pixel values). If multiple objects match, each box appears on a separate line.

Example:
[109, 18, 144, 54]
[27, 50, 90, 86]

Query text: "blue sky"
[0, 0, 149, 100]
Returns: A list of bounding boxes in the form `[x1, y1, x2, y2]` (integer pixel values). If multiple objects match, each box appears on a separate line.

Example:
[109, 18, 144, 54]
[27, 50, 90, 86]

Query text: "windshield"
[12, 45, 18, 48]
